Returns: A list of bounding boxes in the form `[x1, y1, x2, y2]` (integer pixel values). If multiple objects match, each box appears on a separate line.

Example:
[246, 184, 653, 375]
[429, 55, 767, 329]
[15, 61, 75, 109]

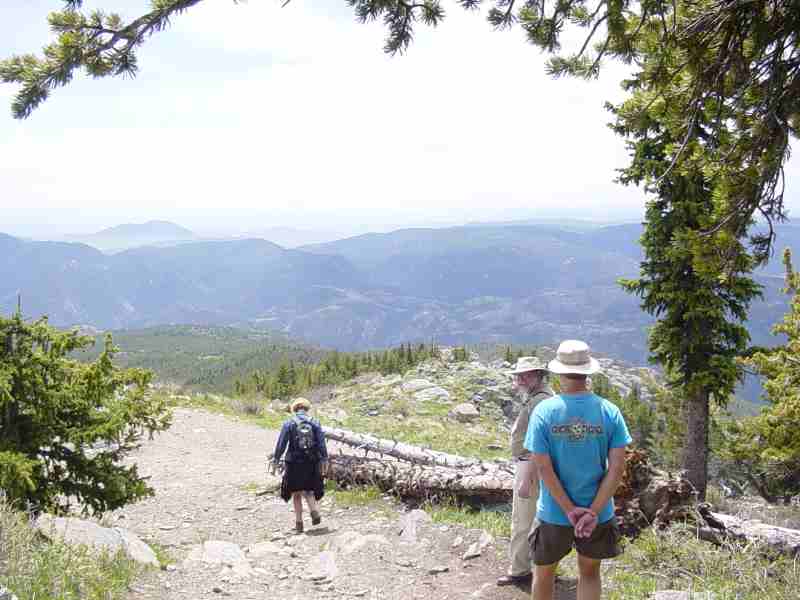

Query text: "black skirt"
[280, 461, 324, 502]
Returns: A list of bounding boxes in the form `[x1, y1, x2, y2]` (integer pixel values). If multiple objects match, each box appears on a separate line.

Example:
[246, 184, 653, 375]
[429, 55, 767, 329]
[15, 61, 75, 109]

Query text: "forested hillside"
[4, 222, 797, 370]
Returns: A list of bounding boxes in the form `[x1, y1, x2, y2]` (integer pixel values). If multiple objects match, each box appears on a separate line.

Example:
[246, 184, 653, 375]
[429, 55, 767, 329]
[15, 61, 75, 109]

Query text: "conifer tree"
[615, 95, 762, 496]
[0, 312, 171, 514]
[722, 249, 800, 501]
[504, 345, 513, 364]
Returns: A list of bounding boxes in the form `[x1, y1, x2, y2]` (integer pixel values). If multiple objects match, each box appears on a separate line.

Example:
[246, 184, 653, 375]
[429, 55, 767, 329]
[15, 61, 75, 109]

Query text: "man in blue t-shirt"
[518, 340, 631, 600]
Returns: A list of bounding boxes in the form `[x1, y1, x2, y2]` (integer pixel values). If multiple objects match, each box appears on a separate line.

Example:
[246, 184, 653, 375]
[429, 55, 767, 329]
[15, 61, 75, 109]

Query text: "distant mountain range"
[57, 221, 354, 252]
[3, 222, 798, 379]
[62, 220, 198, 253]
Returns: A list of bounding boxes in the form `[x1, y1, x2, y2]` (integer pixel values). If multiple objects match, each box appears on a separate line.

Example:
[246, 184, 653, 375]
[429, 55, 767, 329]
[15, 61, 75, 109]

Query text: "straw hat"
[290, 397, 312, 412]
[509, 356, 548, 375]
[547, 340, 601, 375]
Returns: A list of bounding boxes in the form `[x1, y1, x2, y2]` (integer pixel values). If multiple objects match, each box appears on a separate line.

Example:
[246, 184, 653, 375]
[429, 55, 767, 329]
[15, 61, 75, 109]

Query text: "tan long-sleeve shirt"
[510, 386, 554, 458]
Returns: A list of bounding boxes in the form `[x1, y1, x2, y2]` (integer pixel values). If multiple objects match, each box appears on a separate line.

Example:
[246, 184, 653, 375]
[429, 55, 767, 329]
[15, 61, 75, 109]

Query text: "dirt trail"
[117, 408, 578, 599]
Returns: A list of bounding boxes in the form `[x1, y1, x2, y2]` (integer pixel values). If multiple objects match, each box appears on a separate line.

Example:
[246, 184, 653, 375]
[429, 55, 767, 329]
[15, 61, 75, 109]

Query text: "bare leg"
[576, 554, 602, 600]
[303, 491, 319, 514]
[532, 563, 557, 600]
[292, 492, 303, 528]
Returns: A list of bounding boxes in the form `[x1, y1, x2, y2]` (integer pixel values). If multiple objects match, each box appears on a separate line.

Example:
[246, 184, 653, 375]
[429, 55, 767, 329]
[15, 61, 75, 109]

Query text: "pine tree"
[616, 113, 762, 497]
[722, 249, 800, 502]
[0, 312, 171, 514]
[504, 345, 513, 364]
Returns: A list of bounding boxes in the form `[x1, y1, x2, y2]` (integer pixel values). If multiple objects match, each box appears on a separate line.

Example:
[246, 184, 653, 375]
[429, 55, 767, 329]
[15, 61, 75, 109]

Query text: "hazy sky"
[2, 1, 798, 238]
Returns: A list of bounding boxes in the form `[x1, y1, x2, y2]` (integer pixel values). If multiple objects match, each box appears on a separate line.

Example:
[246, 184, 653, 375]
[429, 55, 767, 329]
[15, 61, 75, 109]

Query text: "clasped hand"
[567, 507, 598, 538]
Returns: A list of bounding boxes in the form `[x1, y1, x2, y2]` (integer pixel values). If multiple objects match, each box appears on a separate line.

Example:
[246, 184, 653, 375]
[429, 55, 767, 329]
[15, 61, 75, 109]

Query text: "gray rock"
[470, 582, 494, 598]
[450, 403, 480, 423]
[0, 586, 18, 600]
[308, 550, 338, 580]
[462, 542, 482, 560]
[246, 541, 284, 558]
[186, 541, 252, 577]
[415, 387, 451, 402]
[35, 514, 158, 567]
[399, 509, 432, 543]
[428, 565, 449, 574]
[462, 530, 494, 560]
[402, 379, 436, 393]
[330, 531, 389, 555]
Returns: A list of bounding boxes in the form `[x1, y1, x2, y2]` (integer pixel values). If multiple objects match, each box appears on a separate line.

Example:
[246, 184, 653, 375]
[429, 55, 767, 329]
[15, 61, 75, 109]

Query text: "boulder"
[402, 379, 436, 393]
[35, 515, 158, 567]
[186, 541, 252, 577]
[414, 387, 451, 402]
[330, 531, 389, 554]
[450, 403, 480, 423]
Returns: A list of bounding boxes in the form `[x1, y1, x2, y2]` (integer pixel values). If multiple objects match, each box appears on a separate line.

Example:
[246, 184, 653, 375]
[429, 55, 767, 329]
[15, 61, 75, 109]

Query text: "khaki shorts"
[528, 518, 622, 565]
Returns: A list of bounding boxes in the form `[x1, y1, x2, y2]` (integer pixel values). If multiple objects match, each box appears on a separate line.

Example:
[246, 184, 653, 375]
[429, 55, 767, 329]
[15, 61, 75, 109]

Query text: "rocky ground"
[115, 408, 584, 600]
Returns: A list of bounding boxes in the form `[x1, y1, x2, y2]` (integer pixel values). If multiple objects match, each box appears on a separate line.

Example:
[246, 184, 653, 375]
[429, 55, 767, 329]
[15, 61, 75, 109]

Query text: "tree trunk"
[683, 388, 709, 500]
[322, 426, 482, 469]
[327, 453, 513, 503]
[697, 508, 800, 557]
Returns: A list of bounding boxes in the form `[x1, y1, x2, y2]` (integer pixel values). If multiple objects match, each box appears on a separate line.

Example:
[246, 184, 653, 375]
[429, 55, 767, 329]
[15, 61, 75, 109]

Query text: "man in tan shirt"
[497, 356, 553, 586]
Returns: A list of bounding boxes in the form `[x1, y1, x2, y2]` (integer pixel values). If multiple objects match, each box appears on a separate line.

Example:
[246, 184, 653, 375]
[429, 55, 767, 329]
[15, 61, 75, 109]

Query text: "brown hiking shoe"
[311, 511, 321, 526]
[295, 521, 304, 533]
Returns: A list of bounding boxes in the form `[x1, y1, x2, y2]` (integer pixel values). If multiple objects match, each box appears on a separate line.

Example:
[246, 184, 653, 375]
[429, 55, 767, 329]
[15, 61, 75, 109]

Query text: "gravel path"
[116, 408, 577, 599]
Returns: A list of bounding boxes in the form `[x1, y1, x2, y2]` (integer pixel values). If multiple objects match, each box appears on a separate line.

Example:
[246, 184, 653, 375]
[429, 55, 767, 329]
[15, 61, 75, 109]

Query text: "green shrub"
[0, 312, 171, 514]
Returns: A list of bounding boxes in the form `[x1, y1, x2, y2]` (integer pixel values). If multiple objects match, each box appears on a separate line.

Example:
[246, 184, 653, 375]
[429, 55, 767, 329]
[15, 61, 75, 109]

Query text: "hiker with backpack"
[272, 397, 329, 532]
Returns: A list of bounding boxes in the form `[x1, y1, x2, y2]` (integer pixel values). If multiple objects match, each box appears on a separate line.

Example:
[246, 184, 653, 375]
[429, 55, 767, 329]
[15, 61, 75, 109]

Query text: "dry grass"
[0, 501, 140, 600]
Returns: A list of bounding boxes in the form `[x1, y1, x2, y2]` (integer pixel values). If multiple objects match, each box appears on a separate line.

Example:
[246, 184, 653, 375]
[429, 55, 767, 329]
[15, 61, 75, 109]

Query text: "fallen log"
[697, 507, 800, 557]
[327, 453, 513, 502]
[323, 429, 800, 555]
[322, 426, 483, 469]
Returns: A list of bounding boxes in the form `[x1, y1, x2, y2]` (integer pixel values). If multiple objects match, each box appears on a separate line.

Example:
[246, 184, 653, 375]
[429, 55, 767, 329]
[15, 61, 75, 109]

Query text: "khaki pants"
[509, 457, 539, 576]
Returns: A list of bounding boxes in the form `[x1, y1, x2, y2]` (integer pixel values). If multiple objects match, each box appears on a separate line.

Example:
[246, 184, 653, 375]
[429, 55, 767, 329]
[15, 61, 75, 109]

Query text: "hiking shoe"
[295, 521, 304, 533]
[311, 511, 322, 526]
[496, 573, 532, 587]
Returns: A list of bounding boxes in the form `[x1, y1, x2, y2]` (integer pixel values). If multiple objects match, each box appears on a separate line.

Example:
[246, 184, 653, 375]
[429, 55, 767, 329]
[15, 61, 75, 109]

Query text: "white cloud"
[1, 0, 796, 236]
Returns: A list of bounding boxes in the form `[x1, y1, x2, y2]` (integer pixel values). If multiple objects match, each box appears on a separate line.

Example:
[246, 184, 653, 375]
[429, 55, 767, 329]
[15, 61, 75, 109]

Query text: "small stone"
[428, 565, 449, 574]
[462, 542, 481, 560]
[0, 586, 18, 600]
[452, 536, 464, 548]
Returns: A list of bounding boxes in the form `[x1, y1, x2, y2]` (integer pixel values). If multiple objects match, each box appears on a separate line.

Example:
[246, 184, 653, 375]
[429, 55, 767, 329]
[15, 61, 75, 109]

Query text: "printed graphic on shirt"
[550, 417, 604, 442]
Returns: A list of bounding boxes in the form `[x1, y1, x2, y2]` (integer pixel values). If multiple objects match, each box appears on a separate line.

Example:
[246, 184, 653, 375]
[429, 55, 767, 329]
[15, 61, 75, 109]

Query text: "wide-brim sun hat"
[290, 397, 312, 412]
[509, 356, 549, 375]
[547, 340, 601, 375]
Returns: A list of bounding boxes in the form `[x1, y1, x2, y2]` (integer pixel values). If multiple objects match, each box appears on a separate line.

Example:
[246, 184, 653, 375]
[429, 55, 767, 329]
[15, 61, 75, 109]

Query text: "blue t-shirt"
[524, 392, 632, 526]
